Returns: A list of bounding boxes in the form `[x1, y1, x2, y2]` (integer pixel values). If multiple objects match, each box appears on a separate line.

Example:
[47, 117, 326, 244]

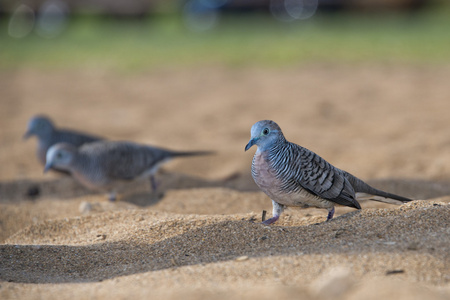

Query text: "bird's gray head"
[245, 120, 285, 152]
[44, 143, 77, 173]
[24, 115, 54, 140]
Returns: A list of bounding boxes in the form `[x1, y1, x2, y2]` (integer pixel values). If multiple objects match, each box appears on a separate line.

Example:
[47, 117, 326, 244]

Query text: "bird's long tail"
[345, 173, 412, 205]
[170, 150, 215, 158]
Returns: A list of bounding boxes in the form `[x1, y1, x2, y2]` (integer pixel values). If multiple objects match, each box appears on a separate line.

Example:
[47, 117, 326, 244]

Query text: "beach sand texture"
[1, 65, 449, 299]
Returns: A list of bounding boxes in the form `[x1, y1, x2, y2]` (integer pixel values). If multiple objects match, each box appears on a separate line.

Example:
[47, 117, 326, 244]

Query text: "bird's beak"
[245, 138, 257, 151]
[23, 131, 31, 140]
[43, 162, 52, 173]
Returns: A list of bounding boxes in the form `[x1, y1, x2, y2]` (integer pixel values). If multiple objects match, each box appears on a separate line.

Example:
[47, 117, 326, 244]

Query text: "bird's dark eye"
[56, 153, 63, 159]
[262, 128, 269, 135]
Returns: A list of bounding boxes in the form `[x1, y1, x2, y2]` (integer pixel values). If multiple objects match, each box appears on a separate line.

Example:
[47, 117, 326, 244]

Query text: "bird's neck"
[72, 152, 90, 172]
[270, 136, 287, 151]
[39, 129, 54, 141]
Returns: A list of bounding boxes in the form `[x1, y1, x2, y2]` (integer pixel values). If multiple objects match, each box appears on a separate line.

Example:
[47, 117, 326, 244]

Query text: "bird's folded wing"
[295, 149, 361, 209]
[101, 143, 158, 180]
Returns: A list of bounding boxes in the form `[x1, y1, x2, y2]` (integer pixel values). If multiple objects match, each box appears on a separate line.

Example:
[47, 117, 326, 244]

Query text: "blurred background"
[1, 0, 449, 67]
[1, 3, 450, 294]
[0, 0, 449, 183]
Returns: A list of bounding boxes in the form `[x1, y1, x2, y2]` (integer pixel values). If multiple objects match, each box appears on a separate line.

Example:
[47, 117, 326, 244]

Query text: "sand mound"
[1, 65, 450, 299]
[2, 199, 449, 282]
[1, 199, 449, 299]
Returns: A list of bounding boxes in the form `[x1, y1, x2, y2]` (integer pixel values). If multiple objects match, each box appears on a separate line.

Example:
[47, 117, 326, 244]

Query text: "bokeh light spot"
[271, 0, 318, 22]
[8, 4, 35, 39]
[36, 0, 70, 38]
[183, 0, 221, 32]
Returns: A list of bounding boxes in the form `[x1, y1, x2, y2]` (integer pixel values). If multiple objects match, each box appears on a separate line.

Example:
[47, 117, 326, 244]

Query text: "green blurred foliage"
[1, 6, 449, 70]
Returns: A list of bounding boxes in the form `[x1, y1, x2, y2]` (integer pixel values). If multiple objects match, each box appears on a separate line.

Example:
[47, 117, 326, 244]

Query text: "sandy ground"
[0, 64, 449, 299]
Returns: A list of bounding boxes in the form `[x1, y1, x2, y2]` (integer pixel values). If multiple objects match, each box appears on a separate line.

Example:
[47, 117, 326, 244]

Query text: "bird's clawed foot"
[326, 207, 335, 221]
[313, 208, 336, 225]
[262, 215, 279, 225]
[108, 193, 117, 202]
[150, 176, 160, 192]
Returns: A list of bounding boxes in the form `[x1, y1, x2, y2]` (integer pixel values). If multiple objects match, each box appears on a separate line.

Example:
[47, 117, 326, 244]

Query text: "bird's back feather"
[268, 140, 411, 208]
[78, 141, 212, 182]
[53, 129, 103, 148]
[268, 141, 362, 209]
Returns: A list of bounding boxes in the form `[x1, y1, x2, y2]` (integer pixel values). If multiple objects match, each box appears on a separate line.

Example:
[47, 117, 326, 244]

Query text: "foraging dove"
[44, 140, 212, 200]
[24, 115, 103, 171]
[245, 120, 412, 225]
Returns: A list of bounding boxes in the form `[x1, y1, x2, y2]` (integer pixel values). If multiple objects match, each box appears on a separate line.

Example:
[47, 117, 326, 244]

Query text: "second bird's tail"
[170, 150, 215, 158]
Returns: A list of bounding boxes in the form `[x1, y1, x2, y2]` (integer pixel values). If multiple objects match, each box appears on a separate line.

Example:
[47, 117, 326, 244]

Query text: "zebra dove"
[245, 120, 412, 225]
[24, 115, 103, 171]
[44, 140, 212, 201]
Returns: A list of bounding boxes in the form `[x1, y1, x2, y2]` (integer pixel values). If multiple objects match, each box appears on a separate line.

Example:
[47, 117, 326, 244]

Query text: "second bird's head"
[245, 120, 284, 152]
[23, 115, 55, 140]
[44, 143, 77, 173]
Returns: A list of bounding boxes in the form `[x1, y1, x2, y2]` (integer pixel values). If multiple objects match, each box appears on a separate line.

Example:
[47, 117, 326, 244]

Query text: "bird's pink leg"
[108, 192, 117, 202]
[262, 200, 284, 225]
[150, 175, 159, 192]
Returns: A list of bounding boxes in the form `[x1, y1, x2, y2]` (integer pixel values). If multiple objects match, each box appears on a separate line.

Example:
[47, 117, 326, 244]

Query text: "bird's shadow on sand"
[1, 204, 447, 284]
[1, 171, 449, 206]
[0, 171, 259, 206]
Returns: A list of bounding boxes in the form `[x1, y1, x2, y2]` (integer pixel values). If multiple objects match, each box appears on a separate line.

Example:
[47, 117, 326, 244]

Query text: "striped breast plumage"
[252, 149, 334, 210]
